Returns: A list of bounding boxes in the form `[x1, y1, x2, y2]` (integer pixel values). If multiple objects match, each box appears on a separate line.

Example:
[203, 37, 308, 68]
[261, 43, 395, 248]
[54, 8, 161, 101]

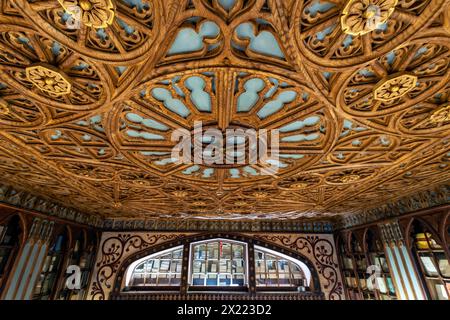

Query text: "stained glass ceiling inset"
[0, 0, 449, 221]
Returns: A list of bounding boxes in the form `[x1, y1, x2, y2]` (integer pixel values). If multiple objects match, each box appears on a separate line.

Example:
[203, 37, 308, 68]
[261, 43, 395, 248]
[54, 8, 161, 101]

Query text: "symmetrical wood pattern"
[0, 0, 449, 221]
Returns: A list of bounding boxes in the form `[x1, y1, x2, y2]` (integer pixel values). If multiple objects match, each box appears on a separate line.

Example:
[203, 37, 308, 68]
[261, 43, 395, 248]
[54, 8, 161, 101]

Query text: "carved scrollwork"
[293, 0, 447, 69]
[90, 233, 185, 299]
[0, 25, 110, 111]
[12, 0, 161, 64]
[0, 0, 448, 222]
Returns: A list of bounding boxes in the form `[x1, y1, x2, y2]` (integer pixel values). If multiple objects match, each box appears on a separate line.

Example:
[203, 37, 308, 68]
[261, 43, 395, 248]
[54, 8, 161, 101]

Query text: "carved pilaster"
[379, 220, 405, 247]
[27, 217, 54, 244]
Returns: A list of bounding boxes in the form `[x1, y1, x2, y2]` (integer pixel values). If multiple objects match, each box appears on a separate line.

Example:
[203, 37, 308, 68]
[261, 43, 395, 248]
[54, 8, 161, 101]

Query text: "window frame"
[187, 238, 249, 290]
[125, 245, 184, 291]
[253, 245, 311, 290]
[410, 223, 450, 300]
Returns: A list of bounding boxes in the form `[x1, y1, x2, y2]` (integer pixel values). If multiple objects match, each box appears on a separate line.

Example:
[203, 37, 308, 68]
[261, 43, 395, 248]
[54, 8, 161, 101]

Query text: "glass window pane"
[208, 242, 219, 259]
[208, 260, 218, 273]
[128, 246, 184, 288]
[233, 259, 244, 273]
[192, 273, 205, 286]
[232, 245, 244, 259]
[206, 273, 218, 286]
[189, 240, 247, 287]
[266, 260, 277, 273]
[219, 274, 231, 286]
[194, 244, 206, 259]
[254, 247, 309, 288]
[221, 243, 231, 259]
[233, 274, 244, 286]
[172, 249, 183, 259]
[219, 260, 230, 273]
[170, 274, 181, 285]
[256, 251, 264, 260]
[159, 260, 170, 272]
[158, 273, 170, 285]
[278, 260, 289, 273]
[256, 260, 265, 273]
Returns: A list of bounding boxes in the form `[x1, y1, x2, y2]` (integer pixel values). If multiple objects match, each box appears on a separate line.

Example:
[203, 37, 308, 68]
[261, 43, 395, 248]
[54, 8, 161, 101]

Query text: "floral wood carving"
[89, 232, 187, 300]
[0, 0, 448, 223]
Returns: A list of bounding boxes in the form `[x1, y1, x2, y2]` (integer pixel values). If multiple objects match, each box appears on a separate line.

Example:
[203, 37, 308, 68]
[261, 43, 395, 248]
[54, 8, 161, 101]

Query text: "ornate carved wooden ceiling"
[0, 0, 449, 221]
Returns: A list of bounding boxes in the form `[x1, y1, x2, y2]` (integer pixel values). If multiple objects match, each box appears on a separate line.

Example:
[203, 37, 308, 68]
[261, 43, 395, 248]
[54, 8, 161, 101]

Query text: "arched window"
[121, 238, 316, 296]
[254, 246, 310, 288]
[189, 239, 246, 287]
[126, 246, 183, 287]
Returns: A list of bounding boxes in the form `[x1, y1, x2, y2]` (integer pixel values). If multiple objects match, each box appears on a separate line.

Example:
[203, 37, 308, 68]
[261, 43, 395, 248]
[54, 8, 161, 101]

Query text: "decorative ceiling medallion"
[429, 104, 450, 124]
[57, 0, 115, 29]
[111, 68, 333, 186]
[325, 168, 376, 185]
[25, 64, 71, 97]
[341, 0, 398, 36]
[373, 73, 417, 102]
[277, 174, 321, 190]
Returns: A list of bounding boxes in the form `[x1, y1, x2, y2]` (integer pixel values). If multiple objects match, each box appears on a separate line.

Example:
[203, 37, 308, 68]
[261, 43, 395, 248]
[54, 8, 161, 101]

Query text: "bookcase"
[33, 231, 68, 300]
[338, 230, 397, 300]
[0, 216, 21, 293]
[410, 220, 450, 300]
[57, 231, 97, 300]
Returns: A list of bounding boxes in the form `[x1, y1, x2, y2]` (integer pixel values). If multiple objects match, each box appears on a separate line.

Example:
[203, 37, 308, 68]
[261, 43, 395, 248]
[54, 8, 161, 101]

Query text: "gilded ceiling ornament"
[58, 0, 115, 29]
[429, 104, 450, 124]
[290, 182, 309, 190]
[373, 73, 418, 102]
[340, 174, 361, 183]
[25, 64, 72, 97]
[113, 202, 122, 208]
[341, 0, 398, 36]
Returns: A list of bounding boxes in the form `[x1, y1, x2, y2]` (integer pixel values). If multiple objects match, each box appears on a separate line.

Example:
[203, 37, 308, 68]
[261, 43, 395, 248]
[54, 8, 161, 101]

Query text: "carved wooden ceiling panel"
[0, 0, 449, 221]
